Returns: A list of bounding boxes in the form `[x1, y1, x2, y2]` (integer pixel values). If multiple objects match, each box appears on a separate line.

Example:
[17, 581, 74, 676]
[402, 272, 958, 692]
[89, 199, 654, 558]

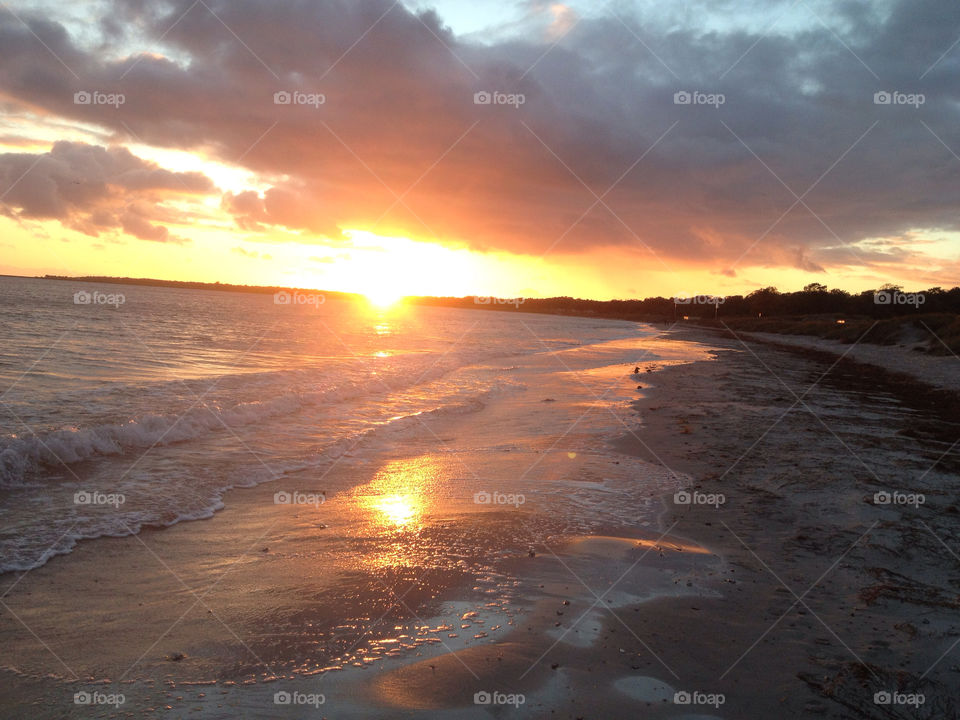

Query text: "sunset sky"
[1, 0, 958, 300]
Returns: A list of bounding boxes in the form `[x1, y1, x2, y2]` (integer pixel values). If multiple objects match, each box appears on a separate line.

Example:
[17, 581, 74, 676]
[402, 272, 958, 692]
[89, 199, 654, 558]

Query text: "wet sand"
[0, 331, 712, 718]
[366, 325, 960, 718]
[2, 325, 958, 718]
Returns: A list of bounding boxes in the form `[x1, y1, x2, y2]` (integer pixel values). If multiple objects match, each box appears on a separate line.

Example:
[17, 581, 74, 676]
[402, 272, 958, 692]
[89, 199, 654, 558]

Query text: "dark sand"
[608, 326, 960, 718]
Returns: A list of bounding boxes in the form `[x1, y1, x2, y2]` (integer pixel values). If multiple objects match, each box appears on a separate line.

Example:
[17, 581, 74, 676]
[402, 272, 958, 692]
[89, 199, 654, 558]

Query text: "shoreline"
[3, 324, 958, 717]
[0, 327, 716, 719]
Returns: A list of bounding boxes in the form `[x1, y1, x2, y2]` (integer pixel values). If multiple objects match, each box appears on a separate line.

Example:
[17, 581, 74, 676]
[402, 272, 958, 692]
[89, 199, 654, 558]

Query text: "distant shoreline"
[7, 274, 957, 353]
[22, 273, 351, 300]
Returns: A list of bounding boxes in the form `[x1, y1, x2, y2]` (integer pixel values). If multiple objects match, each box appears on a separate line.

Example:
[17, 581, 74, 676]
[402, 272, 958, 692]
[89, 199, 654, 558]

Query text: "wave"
[0, 380, 522, 574]
[0, 380, 374, 489]
[0, 345, 527, 490]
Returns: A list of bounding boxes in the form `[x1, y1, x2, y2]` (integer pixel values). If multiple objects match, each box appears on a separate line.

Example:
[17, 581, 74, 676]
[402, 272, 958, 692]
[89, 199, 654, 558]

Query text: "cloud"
[0, 140, 214, 241]
[120, 206, 189, 243]
[222, 187, 339, 236]
[0, 0, 957, 276]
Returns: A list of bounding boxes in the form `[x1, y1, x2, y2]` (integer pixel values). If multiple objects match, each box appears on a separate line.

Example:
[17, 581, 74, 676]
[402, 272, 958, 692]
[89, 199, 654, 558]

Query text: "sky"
[0, 0, 958, 300]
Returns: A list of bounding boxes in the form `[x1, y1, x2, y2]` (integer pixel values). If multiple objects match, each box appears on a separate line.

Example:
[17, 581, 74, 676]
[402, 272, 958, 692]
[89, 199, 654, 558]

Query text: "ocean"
[0, 276, 707, 578]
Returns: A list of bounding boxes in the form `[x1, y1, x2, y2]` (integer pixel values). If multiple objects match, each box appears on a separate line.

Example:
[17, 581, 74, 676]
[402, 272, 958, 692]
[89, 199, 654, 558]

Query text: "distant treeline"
[417, 284, 960, 322]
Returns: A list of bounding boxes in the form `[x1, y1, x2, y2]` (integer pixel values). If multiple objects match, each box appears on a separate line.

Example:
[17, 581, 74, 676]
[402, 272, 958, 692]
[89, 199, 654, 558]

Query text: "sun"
[364, 287, 405, 308]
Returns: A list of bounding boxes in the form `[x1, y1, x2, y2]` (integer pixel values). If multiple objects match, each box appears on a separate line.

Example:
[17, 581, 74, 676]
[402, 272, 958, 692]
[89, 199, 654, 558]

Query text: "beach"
[1, 286, 958, 718]
[3, 0, 958, 715]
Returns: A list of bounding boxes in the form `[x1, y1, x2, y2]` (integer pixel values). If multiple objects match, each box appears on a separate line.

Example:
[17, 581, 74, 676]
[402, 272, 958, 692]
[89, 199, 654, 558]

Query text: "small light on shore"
[836, 319, 846, 324]
[682, 315, 689, 320]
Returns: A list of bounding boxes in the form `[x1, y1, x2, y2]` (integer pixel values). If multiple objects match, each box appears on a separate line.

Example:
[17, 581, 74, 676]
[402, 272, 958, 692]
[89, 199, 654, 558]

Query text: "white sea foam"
[0, 377, 526, 573]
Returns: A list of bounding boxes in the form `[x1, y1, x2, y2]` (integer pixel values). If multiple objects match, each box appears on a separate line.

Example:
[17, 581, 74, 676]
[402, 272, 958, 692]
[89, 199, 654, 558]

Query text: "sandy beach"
[743, 329, 960, 394]
[1, 322, 956, 718]
[615, 326, 960, 718]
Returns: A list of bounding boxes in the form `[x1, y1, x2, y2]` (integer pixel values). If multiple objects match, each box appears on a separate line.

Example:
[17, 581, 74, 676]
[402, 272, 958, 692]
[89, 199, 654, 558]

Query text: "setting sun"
[364, 288, 406, 308]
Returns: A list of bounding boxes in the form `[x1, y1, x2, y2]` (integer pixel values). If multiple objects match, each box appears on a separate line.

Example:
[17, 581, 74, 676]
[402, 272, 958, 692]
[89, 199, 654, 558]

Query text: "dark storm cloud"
[0, 0, 957, 271]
